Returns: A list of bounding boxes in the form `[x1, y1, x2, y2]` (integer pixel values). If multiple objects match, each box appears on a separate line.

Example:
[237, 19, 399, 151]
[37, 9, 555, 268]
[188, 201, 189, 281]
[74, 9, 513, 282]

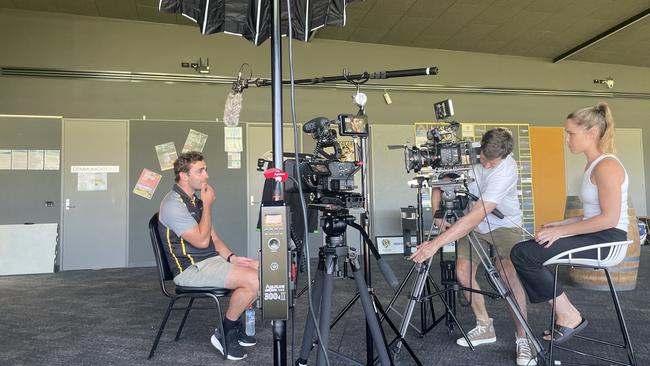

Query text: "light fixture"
[382, 89, 392, 105]
[593, 76, 614, 89]
[192, 58, 210, 74]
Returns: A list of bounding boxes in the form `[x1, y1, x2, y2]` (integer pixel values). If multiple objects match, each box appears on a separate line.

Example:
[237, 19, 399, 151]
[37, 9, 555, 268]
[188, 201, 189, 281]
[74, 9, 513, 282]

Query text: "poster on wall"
[0, 150, 10, 169]
[224, 127, 243, 152]
[227, 152, 241, 169]
[11, 150, 28, 170]
[28, 150, 44, 170]
[155, 142, 178, 171]
[340, 140, 356, 162]
[44, 150, 60, 170]
[132, 168, 162, 199]
[182, 129, 208, 153]
[77, 172, 108, 191]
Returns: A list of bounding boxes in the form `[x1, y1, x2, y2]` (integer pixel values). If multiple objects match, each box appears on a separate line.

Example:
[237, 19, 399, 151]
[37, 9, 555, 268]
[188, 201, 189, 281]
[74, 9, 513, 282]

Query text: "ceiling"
[2, 0, 650, 68]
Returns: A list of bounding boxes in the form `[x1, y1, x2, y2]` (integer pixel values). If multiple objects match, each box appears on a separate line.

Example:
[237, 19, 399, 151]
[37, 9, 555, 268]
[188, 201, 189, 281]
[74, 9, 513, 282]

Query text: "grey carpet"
[1, 247, 648, 366]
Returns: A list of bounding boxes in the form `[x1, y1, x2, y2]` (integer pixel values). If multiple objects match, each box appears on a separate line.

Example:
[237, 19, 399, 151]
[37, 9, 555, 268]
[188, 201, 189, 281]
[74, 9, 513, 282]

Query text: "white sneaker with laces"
[456, 318, 497, 347]
[515, 336, 537, 366]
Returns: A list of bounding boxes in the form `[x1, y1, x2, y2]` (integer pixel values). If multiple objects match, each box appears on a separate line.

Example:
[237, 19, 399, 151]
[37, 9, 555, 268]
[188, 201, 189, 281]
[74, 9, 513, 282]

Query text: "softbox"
[159, 0, 351, 46]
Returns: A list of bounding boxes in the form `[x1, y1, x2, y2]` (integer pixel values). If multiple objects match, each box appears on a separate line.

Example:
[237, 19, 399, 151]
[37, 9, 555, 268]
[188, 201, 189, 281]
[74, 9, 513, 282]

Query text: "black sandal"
[542, 318, 589, 344]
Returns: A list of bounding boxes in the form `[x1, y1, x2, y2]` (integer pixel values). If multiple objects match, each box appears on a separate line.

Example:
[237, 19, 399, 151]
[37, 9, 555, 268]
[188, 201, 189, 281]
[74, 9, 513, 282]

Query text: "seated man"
[158, 151, 259, 360]
[410, 128, 534, 366]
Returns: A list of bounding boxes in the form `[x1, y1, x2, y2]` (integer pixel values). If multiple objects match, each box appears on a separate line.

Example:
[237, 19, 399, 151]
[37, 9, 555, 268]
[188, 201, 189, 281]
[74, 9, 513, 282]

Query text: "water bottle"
[245, 306, 255, 336]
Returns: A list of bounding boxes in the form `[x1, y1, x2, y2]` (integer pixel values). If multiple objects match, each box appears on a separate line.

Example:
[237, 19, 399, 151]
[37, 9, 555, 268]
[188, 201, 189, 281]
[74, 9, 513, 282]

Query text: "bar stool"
[543, 240, 636, 365]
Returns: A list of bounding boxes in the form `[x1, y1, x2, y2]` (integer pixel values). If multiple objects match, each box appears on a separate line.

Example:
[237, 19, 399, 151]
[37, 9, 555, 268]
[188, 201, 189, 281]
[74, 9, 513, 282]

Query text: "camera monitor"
[338, 114, 369, 137]
[434, 99, 454, 120]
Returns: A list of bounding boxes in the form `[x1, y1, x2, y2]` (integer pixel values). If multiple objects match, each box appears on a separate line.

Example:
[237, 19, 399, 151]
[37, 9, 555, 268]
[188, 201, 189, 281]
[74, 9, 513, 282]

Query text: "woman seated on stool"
[511, 102, 629, 343]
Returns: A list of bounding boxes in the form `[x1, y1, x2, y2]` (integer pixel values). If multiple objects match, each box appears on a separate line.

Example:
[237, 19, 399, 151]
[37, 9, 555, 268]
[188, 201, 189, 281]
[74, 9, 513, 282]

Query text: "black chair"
[148, 213, 231, 360]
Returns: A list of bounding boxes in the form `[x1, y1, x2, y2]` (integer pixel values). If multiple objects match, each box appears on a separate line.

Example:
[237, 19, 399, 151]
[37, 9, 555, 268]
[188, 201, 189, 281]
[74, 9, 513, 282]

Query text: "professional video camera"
[393, 100, 480, 174]
[284, 115, 366, 212]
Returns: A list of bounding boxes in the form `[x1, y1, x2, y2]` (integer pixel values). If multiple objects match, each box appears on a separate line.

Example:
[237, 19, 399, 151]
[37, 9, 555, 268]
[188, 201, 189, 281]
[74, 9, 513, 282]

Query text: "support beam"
[553, 7, 650, 63]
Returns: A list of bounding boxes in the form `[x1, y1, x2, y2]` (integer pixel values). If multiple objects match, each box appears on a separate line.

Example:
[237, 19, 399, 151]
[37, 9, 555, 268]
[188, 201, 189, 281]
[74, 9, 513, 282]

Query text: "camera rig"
[399, 121, 479, 174]
[284, 116, 365, 213]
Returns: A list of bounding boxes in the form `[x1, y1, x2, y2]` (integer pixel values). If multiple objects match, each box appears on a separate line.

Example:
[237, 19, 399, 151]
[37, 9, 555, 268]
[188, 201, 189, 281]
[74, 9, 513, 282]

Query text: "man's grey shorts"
[457, 227, 524, 265]
[173, 256, 233, 289]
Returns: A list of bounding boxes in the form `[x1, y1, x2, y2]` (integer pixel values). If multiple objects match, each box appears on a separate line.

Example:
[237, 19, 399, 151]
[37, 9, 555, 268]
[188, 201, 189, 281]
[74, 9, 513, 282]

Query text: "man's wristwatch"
[226, 253, 235, 263]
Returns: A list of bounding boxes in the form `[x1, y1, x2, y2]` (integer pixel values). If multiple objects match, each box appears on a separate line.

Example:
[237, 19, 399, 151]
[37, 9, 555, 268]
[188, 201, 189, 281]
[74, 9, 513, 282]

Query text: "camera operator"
[410, 128, 535, 366]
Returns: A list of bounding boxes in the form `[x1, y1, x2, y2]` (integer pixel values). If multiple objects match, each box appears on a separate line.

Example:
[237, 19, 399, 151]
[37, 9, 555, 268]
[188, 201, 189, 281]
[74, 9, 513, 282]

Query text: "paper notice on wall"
[462, 124, 475, 138]
[182, 129, 208, 153]
[77, 172, 108, 191]
[28, 150, 44, 170]
[132, 168, 162, 199]
[0, 150, 10, 169]
[227, 152, 241, 169]
[44, 150, 60, 170]
[155, 142, 178, 171]
[224, 127, 243, 152]
[11, 150, 28, 170]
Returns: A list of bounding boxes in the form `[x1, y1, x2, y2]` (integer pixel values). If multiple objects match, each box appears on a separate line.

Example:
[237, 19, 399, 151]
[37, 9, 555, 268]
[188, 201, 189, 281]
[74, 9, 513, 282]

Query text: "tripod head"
[320, 212, 356, 247]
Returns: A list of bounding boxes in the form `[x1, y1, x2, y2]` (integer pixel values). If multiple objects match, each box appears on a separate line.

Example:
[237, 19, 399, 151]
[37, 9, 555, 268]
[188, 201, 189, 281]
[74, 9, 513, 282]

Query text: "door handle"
[65, 198, 76, 210]
[250, 195, 261, 206]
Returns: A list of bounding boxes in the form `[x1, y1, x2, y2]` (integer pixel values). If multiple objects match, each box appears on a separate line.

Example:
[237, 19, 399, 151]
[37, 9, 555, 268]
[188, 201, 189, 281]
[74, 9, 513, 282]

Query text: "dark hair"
[480, 127, 514, 160]
[173, 151, 204, 182]
[567, 102, 616, 154]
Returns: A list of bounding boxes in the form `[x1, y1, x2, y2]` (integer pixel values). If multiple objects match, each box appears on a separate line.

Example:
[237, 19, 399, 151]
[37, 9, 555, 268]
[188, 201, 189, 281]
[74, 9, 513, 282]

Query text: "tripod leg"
[397, 259, 431, 351]
[349, 254, 392, 366]
[425, 276, 475, 351]
[316, 255, 335, 366]
[373, 294, 423, 366]
[381, 262, 417, 322]
[297, 253, 326, 365]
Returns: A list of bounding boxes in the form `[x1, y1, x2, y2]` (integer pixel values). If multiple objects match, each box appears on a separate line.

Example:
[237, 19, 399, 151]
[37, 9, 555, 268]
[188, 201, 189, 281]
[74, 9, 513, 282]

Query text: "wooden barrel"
[565, 196, 640, 291]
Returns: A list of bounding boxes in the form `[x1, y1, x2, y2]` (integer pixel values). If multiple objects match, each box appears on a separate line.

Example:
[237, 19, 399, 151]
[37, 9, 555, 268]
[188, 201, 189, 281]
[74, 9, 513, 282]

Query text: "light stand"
[269, 2, 287, 366]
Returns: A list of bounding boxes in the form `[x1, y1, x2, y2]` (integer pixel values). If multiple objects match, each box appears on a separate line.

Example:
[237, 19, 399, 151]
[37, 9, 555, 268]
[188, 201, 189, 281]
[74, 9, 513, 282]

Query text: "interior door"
[246, 125, 300, 258]
[61, 119, 128, 270]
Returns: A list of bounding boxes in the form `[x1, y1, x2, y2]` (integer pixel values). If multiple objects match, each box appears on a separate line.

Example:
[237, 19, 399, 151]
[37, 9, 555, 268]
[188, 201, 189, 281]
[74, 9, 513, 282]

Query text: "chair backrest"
[149, 213, 174, 297]
[543, 240, 633, 268]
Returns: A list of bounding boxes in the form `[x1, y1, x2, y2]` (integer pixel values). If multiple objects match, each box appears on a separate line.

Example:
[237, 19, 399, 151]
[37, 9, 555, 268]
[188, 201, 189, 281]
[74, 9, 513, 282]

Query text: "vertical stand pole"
[270, 1, 286, 365]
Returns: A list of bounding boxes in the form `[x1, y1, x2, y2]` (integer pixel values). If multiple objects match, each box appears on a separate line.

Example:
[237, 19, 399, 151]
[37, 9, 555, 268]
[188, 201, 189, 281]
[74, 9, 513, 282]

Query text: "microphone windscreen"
[223, 92, 242, 127]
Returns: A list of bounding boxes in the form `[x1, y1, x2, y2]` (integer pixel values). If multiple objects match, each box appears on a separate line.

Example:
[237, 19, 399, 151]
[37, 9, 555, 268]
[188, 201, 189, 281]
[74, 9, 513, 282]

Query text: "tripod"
[296, 212, 393, 366]
[385, 178, 475, 362]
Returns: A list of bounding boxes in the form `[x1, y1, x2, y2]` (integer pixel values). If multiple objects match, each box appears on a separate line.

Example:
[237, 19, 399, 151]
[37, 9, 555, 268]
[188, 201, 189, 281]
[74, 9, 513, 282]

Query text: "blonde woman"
[511, 102, 628, 344]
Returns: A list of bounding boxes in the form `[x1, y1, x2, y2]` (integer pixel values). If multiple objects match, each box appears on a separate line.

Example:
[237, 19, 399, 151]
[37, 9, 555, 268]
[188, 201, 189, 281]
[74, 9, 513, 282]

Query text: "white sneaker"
[515, 336, 537, 366]
[456, 318, 497, 347]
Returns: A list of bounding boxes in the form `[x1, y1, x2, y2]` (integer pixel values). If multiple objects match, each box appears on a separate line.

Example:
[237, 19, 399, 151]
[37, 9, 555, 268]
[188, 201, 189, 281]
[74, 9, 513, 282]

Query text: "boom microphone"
[223, 91, 242, 127]
[223, 70, 248, 127]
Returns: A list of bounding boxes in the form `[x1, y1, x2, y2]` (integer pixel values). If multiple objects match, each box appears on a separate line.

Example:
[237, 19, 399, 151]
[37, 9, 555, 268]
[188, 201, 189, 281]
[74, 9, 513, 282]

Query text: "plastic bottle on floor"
[245, 306, 255, 336]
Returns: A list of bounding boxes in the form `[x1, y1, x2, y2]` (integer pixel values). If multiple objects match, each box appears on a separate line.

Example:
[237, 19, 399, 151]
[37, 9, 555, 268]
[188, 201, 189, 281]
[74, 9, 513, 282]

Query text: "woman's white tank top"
[578, 154, 629, 231]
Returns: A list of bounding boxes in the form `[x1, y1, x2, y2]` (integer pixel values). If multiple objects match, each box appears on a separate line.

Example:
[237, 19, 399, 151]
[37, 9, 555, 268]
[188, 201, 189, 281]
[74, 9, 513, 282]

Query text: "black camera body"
[405, 140, 477, 173]
[284, 116, 364, 212]
[403, 123, 479, 174]
[285, 160, 358, 194]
